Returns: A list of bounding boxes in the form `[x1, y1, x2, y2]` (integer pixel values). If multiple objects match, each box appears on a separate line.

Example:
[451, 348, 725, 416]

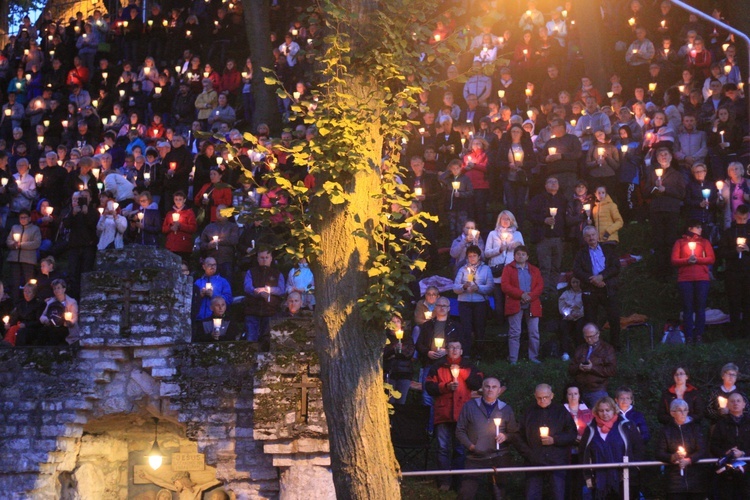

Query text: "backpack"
[661, 322, 685, 345]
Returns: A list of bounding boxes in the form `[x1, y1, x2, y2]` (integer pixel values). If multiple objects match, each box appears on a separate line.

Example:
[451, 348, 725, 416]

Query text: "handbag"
[490, 263, 505, 278]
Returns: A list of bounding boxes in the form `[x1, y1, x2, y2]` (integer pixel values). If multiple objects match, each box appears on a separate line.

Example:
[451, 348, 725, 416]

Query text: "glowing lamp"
[540, 427, 550, 438]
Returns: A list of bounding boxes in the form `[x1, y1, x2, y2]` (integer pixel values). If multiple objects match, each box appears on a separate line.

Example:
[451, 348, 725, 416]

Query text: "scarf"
[594, 415, 617, 434]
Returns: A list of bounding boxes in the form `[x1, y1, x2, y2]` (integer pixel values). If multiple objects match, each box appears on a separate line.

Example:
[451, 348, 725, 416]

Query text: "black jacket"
[515, 402, 577, 465]
[710, 413, 750, 458]
[415, 317, 460, 368]
[720, 223, 750, 273]
[655, 419, 707, 494]
[573, 242, 621, 297]
[528, 191, 568, 243]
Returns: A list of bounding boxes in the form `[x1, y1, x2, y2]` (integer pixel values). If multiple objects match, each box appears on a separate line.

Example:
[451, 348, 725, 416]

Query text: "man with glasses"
[424, 338, 483, 492]
[568, 323, 617, 408]
[416, 297, 460, 433]
[515, 384, 577, 500]
[192, 257, 233, 327]
[5, 209, 41, 303]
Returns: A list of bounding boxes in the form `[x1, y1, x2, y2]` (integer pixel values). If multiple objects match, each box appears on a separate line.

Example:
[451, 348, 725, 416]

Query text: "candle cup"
[540, 426, 550, 438]
[423, 310, 432, 320]
[205, 282, 213, 292]
[266, 285, 271, 302]
[548, 147, 557, 156]
[434, 337, 444, 351]
[493, 417, 502, 450]
[450, 364, 460, 382]
[451, 181, 460, 191]
[64, 311, 73, 323]
[688, 241, 696, 256]
[414, 187, 423, 197]
[718, 396, 728, 409]
[213, 318, 222, 332]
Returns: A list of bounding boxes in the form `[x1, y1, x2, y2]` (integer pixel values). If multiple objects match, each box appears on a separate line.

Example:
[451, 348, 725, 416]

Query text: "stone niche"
[0, 247, 279, 499]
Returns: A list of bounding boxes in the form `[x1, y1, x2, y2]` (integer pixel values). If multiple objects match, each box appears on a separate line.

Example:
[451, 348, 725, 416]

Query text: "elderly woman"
[193, 168, 233, 224]
[707, 363, 750, 423]
[709, 393, 750, 499]
[484, 210, 524, 325]
[718, 161, 750, 230]
[657, 366, 704, 425]
[580, 397, 644, 500]
[655, 399, 708, 499]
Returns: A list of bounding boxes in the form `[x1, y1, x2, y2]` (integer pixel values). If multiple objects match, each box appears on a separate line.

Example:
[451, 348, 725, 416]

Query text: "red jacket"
[162, 208, 197, 253]
[462, 149, 489, 190]
[194, 182, 233, 222]
[425, 358, 483, 425]
[501, 261, 543, 317]
[671, 233, 715, 282]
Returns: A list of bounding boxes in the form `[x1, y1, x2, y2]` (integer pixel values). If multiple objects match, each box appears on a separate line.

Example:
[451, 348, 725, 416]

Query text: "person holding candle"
[719, 205, 750, 337]
[657, 366, 704, 425]
[579, 397, 644, 500]
[383, 313, 415, 405]
[646, 147, 686, 279]
[456, 376, 519, 499]
[449, 220, 485, 276]
[37, 279, 80, 345]
[461, 138, 491, 231]
[285, 257, 315, 310]
[670, 221, 715, 344]
[7, 283, 45, 346]
[453, 244, 493, 356]
[591, 186, 623, 246]
[424, 338, 483, 492]
[192, 257, 233, 325]
[558, 276, 585, 361]
[413, 286, 440, 334]
[243, 249, 285, 349]
[416, 297, 460, 433]
[193, 168, 233, 226]
[625, 26, 655, 89]
[515, 384, 578, 500]
[529, 176, 568, 297]
[709, 392, 750, 499]
[706, 363, 749, 423]
[564, 383, 593, 500]
[200, 205, 240, 280]
[193, 296, 241, 343]
[95, 193, 128, 251]
[125, 191, 161, 246]
[497, 123, 535, 225]
[585, 132, 620, 197]
[6, 209, 41, 304]
[485, 210, 524, 326]
[162, 191, 197, 261]
[707, 106, 742, 181]
[441, 159, 474, 238]
[541, 119, 583, 198]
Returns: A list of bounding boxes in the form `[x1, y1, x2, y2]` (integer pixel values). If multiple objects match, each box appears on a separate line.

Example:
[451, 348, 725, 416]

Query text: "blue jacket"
[621, 407, 650, 443]
[193, 274, 233, 321]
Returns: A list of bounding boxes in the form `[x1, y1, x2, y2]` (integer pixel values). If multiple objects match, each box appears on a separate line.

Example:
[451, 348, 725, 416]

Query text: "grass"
[399, 219, 747, 499]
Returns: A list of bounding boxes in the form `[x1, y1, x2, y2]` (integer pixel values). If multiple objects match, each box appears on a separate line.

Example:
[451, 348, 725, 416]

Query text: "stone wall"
[0, 247, 281, 499]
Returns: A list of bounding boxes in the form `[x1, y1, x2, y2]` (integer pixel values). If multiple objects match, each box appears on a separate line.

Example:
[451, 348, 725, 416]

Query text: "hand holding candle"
[434, 336, 444, 351]
[677, 446, 687, 475]
[737, 238, 747, 258]
[688, 241, 696, 256]
[450, 364, 460, 383]
[549, 207, 558, 230]
[540, 426, 550, 438]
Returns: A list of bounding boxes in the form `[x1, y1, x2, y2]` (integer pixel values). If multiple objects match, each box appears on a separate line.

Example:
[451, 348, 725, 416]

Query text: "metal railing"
[401, 457, 720, 500]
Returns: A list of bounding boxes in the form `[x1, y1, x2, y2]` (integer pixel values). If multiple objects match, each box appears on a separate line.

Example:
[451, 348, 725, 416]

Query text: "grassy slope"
[401, 221, 748, 498]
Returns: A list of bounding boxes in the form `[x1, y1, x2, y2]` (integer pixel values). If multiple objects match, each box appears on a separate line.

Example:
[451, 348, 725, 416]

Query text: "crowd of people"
[414, 356, 750, 499]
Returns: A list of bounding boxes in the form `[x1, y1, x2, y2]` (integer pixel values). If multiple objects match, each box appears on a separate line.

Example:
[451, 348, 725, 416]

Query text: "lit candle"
[137, 212, 144, 222]
[395, 328, 404, 351]
[628, 17, 636, 26]
[702, 188, 711, 202]
[28, 279, 37, 285]
[434, 337, 444, 351]
[737, 238, 747, 259]
[648, 83, 656, 92]
[35, 174, 43, 184]
[434, 34, 441, 42]
[660, 20, 666, 28]
[144, 172, 151, 181]
[548, 147, 557, 155]
[205, 282, 213, 291]
[2, 315, 8, 326]
[450, 364, 460, 382]
[43, 120, 49, 128]
[570, 119, 577, 126]
[112, 202, 119, 211]
[64, 311, 73, 322]
[203, 193, 209, 201]
[716, 180, 724, 192]
[414, 187, 423, 197]
[607, 91, 614, 98]
[1, 178, 7, 187]
[172, 212, 180, 222]
[725, 64, 732, 75]
[494, 417, 502, 450]
[212, 235, 219, 249]
[597, 147, 605, 158]
[119, 89, 125, 97]
[718, 396, 728, 408]
[98, 207, 104, 215]
[154, 87, 162, 95]
[723, 43, 730, 52]
[497, 90, 505, 99]
[213, 318, 222, 331]
[423, 310, 433, 320]
[654, 168, 664, 180]
[169, 162, 177, 171]
[621, 145, 629, 153]
[163, 19, 169, 27]
[525, 88, 532, 97]
[451, 181, 460, 191]
[688, 241, 696, 256]
[549, 207, 558, 230]
[720, 130, 726, 144]
[266, 285, 271, 302]
[583, 203, 591, 213]
[45, 207, 53, 216]
[540, 426, 550, 438]
[12, 233, 20, 242]
[148, 20, 153, 27]
[678, 85, 685, 93]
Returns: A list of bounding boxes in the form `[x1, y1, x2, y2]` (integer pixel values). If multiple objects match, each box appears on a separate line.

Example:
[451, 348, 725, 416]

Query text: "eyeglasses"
[670, 408, 689, 413]
[436, 304, 450, 308]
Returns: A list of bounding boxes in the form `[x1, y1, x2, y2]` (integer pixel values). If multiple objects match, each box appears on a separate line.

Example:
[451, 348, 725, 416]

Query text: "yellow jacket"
[592, 194, 623, 243]
[195, 90, 218, 120]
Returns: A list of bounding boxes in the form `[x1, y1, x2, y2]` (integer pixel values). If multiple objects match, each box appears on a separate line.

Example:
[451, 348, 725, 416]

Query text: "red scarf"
[594, 415, 617, 434]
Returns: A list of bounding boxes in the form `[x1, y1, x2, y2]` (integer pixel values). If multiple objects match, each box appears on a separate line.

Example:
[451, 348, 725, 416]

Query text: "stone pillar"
[253, 316, 335, 499]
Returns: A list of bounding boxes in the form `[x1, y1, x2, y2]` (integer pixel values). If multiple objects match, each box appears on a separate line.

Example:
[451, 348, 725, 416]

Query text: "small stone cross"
[106, 276, 151, 334]
[291, 373, 317, 423]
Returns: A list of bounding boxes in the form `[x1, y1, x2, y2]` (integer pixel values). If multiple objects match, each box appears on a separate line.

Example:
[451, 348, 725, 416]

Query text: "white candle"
[205, 282, 213, 291]
[450, 364, 460, 381]
[655, 168, 664, 179]
[494, 417, 502, 450]
[737, 238, 747, 259]
[497, 90, 505, 99]
[414, 187, 423, 197]
[434, 337, 444, 351]
[688, 241, 696, 256]
[12, 233, 20, 242]
[548, 147, 557, 155]
[64, 311, 73, 322]
[45, 207, 53, 216]
[172, 213, 180, 222]
[718, 396, 728, 408]
[621, 145, 629, 153]
[213, 318, 222, 330]
[423, 310, 432, 320]
[540, 426, 550, 438]
[451, 181, 460, 191]
[583, 203, 591, 213]
[266, 285, 271, 302]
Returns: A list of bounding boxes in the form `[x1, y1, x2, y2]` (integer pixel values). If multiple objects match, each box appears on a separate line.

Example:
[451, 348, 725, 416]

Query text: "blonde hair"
[495, 210, 518, 230]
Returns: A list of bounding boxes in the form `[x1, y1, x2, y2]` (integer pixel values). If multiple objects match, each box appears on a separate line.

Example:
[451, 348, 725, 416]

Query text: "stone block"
[63, 400, 93, 411]
[150, 367, 176, 378]
[159, 383, 181, 397]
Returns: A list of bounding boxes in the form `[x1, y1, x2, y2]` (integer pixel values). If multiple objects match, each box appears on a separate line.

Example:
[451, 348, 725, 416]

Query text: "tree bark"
[309, 80, 402, 499]
[0, 0, 9, 49]
[241, 0, 281, 133]
[577, 0, 609, 92]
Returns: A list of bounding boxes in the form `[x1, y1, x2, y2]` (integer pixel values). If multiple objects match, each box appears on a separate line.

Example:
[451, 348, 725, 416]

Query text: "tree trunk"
[309, 80, 402, 499]
[241, 0, 281, 133]
[0, 0, 9, 49]
[577, 0, 609, 92]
